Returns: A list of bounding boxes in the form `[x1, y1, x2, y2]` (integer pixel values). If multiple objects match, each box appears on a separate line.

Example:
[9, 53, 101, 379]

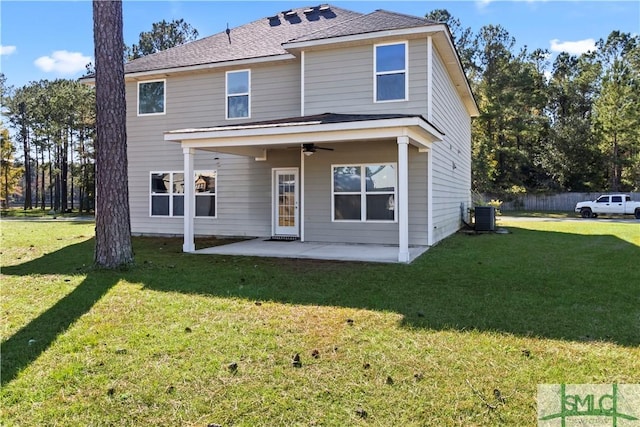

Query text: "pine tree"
[93, 0, 133, 268]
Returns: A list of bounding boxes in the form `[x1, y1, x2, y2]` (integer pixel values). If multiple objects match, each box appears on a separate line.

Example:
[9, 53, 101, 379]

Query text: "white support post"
[183, 147, 195, 252]
[397, 136, 410, 263]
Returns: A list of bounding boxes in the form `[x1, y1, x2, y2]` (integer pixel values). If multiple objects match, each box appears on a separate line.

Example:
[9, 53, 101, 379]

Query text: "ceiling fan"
[302, 143, 334, 156]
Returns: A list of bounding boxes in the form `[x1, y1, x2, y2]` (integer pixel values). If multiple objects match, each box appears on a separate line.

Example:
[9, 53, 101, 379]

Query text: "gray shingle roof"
[289, 9, 438, 43]
[166, 112, 445, 137]
[124, 5, 362, 74]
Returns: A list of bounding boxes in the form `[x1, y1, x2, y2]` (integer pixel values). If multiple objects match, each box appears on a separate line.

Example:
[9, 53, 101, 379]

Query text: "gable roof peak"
[287, 7, 439, 44]
[123, 4, 362, 75]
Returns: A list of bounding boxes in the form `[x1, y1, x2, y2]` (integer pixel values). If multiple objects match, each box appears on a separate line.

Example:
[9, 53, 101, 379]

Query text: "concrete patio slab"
[194, 238, 429, 263]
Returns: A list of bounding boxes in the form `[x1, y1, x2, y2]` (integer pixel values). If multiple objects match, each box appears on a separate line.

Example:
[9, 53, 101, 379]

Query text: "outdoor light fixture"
[301, 143, 333, 156]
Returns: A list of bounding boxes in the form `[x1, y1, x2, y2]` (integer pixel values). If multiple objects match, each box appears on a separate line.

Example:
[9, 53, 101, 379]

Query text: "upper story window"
[226, 70, 250, 119]
[138, 80, 165, 115]
[374, 42, 407, 102]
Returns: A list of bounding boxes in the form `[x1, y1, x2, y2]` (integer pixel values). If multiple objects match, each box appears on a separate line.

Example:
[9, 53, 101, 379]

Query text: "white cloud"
[550, 38, 596, 55]
[34, 50, 91, 75]
[476, 0, 493, 9]
[0, 45, 17, 56]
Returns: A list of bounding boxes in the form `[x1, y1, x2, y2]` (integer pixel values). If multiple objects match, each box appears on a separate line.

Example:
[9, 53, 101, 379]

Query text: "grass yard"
[1, 218, 639, 426]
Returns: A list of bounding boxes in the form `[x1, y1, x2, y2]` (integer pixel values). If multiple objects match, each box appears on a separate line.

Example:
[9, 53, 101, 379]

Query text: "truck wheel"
[635, 209, 640, 219]
[581, 208, 592, 218]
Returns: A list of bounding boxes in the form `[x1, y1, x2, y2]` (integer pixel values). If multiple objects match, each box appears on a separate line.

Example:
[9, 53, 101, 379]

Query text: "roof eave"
[122, 53, 296, 81]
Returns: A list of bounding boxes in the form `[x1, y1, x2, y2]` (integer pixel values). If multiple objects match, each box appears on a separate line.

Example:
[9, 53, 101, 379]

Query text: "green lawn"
[1, 219, 639, 426]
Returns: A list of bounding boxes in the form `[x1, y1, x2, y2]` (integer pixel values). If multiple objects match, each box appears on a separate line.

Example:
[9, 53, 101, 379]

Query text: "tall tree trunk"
[62, 127, 69, 212]
[34, 143, 40, 209]
[70, 126, 75, 211]
[93, 0, 133, 268]
[40, 147, 46, 209]
[54, 138, 61, 211]
[48, 145, 53, 210]
[78, 134, 85, 213]
[19, 105, 32, 210]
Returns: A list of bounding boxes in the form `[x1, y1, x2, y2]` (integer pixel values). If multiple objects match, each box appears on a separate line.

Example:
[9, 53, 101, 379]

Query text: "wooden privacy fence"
[482, 192, 640, 212]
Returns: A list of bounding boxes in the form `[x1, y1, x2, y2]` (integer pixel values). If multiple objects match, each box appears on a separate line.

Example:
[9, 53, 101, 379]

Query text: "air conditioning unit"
[475, 206, 496, 231]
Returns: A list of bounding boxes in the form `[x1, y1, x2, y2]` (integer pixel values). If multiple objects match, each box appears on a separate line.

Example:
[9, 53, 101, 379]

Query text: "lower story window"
[195, 171, 216, 217]
[332, 164, 396, 222]
[150, 170, 216, 217]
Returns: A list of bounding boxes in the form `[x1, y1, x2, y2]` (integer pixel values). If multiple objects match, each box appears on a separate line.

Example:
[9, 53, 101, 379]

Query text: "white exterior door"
[273, 168, 299, 237]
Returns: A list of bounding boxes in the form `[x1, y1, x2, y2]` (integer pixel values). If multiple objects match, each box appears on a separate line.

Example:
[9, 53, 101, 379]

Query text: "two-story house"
[117, 5, 478, 262]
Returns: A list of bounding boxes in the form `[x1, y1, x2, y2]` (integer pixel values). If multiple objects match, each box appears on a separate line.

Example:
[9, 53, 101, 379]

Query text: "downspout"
[300, 50, 305, 117]
[300, 149, 305, 242]
[300, 50, 306, 241]
[427, 36, 434, 246]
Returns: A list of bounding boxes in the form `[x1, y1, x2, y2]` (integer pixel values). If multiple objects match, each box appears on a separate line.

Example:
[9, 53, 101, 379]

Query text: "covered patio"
[194, 238, 429, 263]
[165, 113, 444, 263]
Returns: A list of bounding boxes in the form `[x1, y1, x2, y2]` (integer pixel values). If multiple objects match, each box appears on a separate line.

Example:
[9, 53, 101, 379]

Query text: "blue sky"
[1, 0, 639, 88]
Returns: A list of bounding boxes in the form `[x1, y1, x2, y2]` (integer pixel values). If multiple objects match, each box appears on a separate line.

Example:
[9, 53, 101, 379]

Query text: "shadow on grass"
[1, 239, 119, 386]
[130, 229, 640, 347]
[2, 227, 639, 386]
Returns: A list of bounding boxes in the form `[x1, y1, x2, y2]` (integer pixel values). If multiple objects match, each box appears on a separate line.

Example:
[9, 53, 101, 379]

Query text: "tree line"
[0, 19, 198, 211]
[1, 11, 638, 211]
[1, 76, 95, 211]
[426, 10, 640, 196]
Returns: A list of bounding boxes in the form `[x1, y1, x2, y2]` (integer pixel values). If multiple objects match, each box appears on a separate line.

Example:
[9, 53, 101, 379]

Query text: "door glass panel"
[278, 174, 295, 227]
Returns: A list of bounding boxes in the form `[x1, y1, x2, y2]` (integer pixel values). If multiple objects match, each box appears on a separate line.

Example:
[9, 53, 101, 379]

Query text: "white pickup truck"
[575, 194, 640, 219]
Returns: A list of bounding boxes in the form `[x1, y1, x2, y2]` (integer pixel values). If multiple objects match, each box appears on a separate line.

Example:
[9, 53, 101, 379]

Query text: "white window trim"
[137, 79, 166, 116]
[225, 69, 251, 120]
[331, 163, 398, 223]
[149, 170, 217, 218]
[373, 41, 408, 103]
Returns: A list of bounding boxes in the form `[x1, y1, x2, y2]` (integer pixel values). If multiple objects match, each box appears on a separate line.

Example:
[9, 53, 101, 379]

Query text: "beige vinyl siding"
[408, 147, 428, 245]
[126, 36, 472, 246]
[430, 47, 472, 243]
[304, 140, 427, 246]
[126, 61, 301, 236]
[304, 39, 428, 116]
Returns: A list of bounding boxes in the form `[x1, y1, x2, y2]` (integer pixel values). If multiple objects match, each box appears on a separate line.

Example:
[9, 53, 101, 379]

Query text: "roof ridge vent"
[268, 15, 281, 26]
